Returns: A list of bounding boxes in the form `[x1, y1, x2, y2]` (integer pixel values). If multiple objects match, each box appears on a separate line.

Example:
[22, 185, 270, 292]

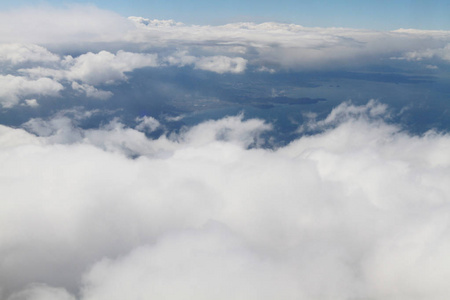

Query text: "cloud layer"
[1, 102, 450, 299]
[1, 5, 450, 107]
[1, 5, 450, 299]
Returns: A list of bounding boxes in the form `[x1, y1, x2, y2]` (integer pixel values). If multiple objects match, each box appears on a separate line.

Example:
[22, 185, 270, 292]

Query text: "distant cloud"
[0, 5, 134, 44]
[21, 50, 159, 85]
[0, 44, 59, 65]
[64, 50, 159, 85]
[395, 44, 450, 62]
[71, 82, 113, 100]
[0, 46, 247, 107]
[165, 51, 247, 73]
[194, 56, 247, 73]
[0, 50, 160, 106]
[1, 5, 450, 107]
[1, 6, 450, 71]
[0, 75, 63, 107]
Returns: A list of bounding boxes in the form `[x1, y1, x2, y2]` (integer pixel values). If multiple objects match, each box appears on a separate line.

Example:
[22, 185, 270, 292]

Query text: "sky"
[2, 0, 450, 29]
[1, 2, 450, 300]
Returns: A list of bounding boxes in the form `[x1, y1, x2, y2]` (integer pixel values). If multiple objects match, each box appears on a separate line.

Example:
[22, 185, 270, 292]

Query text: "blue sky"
[1, 0, 450, 29]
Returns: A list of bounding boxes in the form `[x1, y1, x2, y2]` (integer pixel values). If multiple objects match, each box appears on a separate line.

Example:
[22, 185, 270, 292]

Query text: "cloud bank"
[1, 102, 450, 299]
[1, 5, 450, 107]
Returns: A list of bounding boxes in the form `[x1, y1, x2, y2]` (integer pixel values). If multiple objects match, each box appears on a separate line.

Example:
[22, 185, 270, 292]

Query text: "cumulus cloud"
[0, 49, 160, 106]
[395, 43, 450, 62]
[194, 56, 247, 73]
[1, 4, 450, 299]
[0, 75, 63, 107]
[21, 50, 159, 85]
[1, 102, 450, 299]
[64, 50, 159, 85]
[71, 82, 113, 100]
[0, 44, 59, 65]
[299, 99, 389, 132]
[135, 116, 160, 132]
[166, 51, 247, 73]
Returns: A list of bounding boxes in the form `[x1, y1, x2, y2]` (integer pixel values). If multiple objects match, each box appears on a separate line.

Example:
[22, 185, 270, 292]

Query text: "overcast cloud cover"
[1, 4, 450, 300]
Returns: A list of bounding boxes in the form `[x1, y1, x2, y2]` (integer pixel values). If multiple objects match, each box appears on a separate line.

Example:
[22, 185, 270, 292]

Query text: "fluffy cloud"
[194, 56, 247, 73]
[22, 50, 159, 85]
[166, 51, 247, 73]
[0, 49, 160, 106]
[1, 102, 450, 299]
[396, 43, 450, 62]
[0, 44, 59, 65]
[0, 75, 63, 107]
[1, 4, 450, 299]
[24, 99, 39, 107]
[135, 116, 160, 132]
[64, 50, 159, 85]
[0, 45, 247, 108]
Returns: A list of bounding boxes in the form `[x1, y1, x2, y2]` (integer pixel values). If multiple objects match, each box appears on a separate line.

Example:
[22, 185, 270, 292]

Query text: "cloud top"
[1, 102, 450, 299]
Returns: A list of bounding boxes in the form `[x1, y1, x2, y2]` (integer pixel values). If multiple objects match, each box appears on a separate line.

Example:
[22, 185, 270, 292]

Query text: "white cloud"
[24, 99, 39, 107]
[0, 44, 59, 65]
[64, 50, 158, 85]
[0, 75, 63, 107]
[1, 5, 450, 72]
[0, 49, 161, 107]
[299, 99, 389, 132]
[71, 82, 113, 100]
[194, 56, 247, 74]
[0, 5, 449, 111]
[21, 50, 159, 85]
[129, 17, 450, 69]
[165, 51, 247, 73]
[1, 102, 450, 299]
[135, 116, 160, 132]
[0, 5, 134, 44]
[80, 226, 305, 300]
[396, 44, 450, 62]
